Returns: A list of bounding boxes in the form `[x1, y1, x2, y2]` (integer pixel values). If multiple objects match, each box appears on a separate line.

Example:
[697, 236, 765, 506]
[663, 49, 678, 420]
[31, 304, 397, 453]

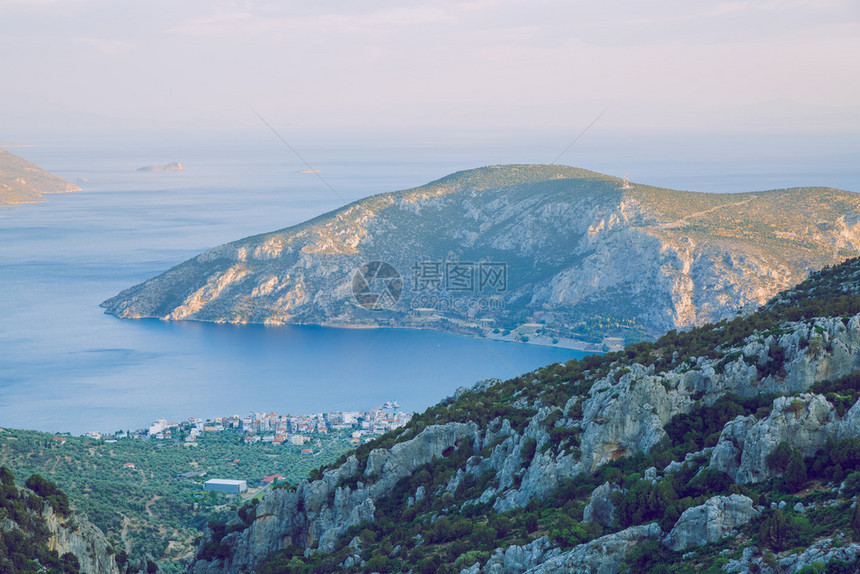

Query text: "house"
[203, 479, 247, 494]
[301, 448, 313, 455]
[259, 474, 283, 486]
[123, 462, 136, 470]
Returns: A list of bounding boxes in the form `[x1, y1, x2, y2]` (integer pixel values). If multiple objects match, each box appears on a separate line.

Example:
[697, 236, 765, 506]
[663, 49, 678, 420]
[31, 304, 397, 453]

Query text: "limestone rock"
[43, 505, 120, 574]
[777, 537, 860, 572]
[524, 523, 662, 573]
[731, 395, 843, 483]
[708, 416, 756, 482]
[482, 536, 560, 574]
[664, 495, 759, 551]
[582, 482, 621, 527]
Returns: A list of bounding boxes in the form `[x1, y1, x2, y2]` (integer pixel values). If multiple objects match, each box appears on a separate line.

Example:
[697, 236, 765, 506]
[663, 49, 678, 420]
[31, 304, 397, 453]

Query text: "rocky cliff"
[102, 165, 860, 346]
[0, 468, 119, 574]
[0, 148, 80, 206]
[43, 504, 121, 574]
[189, 258, 860, 573]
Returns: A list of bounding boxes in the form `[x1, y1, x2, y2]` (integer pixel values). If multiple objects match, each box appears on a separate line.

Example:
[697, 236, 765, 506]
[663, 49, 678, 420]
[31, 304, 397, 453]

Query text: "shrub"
[766, 442, 795, 474]
[787, 399, 805, 414]
[453, 550, 489, 571]
[757, 509, 813, 551]
[520, 438, 537, 464]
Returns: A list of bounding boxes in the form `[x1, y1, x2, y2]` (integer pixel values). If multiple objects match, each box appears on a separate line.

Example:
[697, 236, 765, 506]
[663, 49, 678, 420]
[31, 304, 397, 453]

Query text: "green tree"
[852, 498, 860, 541]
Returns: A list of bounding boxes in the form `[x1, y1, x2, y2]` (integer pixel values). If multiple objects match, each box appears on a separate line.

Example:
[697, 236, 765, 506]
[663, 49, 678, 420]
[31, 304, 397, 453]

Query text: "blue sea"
[1, 129, 857, 434]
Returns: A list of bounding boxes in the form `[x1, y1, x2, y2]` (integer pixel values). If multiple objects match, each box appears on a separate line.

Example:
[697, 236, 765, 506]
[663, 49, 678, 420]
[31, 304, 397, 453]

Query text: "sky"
[1, 0, 859, 138]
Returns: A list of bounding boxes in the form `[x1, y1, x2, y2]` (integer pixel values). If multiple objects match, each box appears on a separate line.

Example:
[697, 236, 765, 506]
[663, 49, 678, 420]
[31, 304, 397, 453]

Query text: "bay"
[0, 135, 587, 435]
[2, 130, 857, 434]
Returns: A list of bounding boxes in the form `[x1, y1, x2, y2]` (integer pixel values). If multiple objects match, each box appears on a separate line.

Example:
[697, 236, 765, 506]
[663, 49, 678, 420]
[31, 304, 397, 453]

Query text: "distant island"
[0, 148, 80, 206]
[103, 164, 860, 348]
[137, 161, 184, 172]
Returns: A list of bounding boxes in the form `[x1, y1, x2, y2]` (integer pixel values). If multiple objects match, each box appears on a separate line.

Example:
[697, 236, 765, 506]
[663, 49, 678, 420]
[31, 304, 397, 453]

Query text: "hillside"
[0, 427, 353, 573]
[0, 148, 80, 206]
[0, 466, 120, 573]
[102, 165, 860, 346]
[189, 257, 860, 573]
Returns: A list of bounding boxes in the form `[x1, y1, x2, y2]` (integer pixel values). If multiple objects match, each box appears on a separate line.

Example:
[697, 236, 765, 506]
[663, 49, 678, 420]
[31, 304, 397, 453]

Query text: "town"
[84, 401, 413, 451]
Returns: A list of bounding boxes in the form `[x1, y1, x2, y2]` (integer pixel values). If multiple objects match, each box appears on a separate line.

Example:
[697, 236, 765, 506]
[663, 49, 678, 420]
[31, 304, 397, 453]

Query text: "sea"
[1, 128, 858, 434]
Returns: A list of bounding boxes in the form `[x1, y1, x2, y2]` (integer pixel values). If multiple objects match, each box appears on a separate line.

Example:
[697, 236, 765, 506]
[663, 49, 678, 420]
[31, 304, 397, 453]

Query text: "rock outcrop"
[712, 394, 839, 483]
[522, 524, 662, 574]
[582, 481, 621, 527]
[723, 538, 860, 573]
[481, 537, 562, 574]
[663, 494, 759, 550]
[103, 165, 860, 345]
[0, 472, 119, 574]
[43, 504, 120, 574]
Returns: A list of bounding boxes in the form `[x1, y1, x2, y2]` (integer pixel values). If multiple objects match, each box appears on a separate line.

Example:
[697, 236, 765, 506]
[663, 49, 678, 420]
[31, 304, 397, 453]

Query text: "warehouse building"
[203, 479, 247, 494]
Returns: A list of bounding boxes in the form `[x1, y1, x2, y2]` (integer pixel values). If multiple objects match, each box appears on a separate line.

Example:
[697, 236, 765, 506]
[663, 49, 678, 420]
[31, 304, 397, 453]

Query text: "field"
[0, 427, 354, 572]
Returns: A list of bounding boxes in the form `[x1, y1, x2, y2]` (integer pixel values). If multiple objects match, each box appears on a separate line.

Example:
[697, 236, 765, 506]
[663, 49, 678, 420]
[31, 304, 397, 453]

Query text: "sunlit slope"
[102, 165, 860, 343]
[0, 148, 80, 206]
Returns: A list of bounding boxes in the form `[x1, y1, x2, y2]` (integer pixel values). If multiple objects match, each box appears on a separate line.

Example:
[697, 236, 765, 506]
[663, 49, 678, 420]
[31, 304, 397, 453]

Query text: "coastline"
[113, 313, 612, 353]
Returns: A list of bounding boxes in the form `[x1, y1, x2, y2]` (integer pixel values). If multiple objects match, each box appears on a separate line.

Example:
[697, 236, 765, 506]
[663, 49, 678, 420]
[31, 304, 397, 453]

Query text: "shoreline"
[131, 314, 611, 353]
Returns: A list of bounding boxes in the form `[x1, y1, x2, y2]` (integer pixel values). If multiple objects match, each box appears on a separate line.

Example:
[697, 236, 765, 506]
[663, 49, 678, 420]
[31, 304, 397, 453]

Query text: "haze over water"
[1, 132, 857, 435]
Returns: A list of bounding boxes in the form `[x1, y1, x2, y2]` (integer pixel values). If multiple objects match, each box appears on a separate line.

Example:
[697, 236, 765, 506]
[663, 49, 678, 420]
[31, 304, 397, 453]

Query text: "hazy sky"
[2, 0, 859, 137]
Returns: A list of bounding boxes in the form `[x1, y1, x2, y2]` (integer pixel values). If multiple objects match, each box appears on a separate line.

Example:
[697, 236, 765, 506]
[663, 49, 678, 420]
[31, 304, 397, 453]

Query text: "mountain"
[0, 148, 80, 206]
[0, 467, 120, 573]
[188, 257, 860, 573]
[102, 165, 860, 347]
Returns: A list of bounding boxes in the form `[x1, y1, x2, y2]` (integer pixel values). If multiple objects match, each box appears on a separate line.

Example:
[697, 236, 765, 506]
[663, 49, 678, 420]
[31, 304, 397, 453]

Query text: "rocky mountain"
[102, 165, 860, 347]
[189, 257, 860, 573]
[0, 468, 120, 573]
[0, 148, 80, 206]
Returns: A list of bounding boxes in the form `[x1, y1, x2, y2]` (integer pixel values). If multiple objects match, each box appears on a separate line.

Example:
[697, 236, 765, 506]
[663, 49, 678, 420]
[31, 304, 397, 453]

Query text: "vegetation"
[16, 257, 860, 572]
[0, 466, 82, 573]
[106, 164, 860, 350]
[246, 258, 860, 572]
[0, 427, 353, 573]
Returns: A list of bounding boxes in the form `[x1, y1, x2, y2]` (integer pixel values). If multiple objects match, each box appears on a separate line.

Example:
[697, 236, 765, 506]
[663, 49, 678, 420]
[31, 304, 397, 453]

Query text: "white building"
[203, 479, 247, 494]
[149, 418, 169, 436]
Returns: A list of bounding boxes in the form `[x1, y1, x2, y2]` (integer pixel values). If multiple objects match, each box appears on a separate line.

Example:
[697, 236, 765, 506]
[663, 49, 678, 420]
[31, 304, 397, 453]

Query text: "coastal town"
[83, 401, 413, 452]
